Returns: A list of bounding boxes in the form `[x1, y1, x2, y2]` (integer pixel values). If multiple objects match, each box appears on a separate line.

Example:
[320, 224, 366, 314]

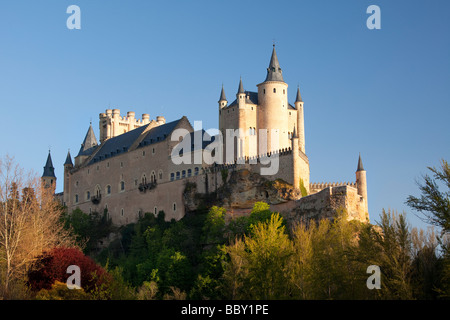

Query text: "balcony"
[91, 194, 101, 204]
[138, 181, 157, 193]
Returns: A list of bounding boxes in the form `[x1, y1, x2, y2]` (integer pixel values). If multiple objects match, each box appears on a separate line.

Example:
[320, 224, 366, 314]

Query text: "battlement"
[309, 181, 357, 194]
[99, 109, 166, 143]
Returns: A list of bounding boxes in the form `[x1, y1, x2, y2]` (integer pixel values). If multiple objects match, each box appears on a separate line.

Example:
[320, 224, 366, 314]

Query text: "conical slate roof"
[237, 77, 245, 94]
[265, 45, 284, 82]
[77, 124, 98, 156]
[219, 85, 227, 101]
[295, 86, 303, 102]
[42, 152, 56, 178]
[64, 150, 73, 166]
[357, 154, 365, 171]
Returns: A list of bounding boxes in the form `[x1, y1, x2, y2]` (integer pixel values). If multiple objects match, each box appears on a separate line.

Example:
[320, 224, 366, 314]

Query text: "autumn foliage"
[27, 247, 109, 293]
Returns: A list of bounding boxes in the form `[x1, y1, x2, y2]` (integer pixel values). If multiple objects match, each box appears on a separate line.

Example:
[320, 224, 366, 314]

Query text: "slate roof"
[64, 150, 73, 166]
[228, 91, 258, 107]
[265, 45, 284, 82]
[88, 118, 186, 165]
[357, 154, 364, 171]
[77, 124, 98, 157]
[42, 152, 56, 178]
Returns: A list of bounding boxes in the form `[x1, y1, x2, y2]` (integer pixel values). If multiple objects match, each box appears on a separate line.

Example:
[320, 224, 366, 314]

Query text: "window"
[283, 89, 285, 94]
[107, 162, 110, 168]
[187, 169, 192, 177]
[75, 194, 79, 203]
[86, 191, 90, 200]
[154, 207, 157, 216]
[170, 173, 175, 181]
[176, 171, 180, 180]
[194, 167, 199, 176]
[106, 185, 111, 195]
[76, 181, 79, 187]
[95, 185, 101, 198]
[142, 174, 147, 185]
[273, 88, 276, 93]
[159, 170, 163, 180]
[173, 203, 177, 211]
[142, 150, 145, 156]
[182, 170, 186, 178]
[121, 209, 124, 217]
[120, 162, 123, 168]
[120, 181, 125, 191]
[152, 148, 155, 154]
[263, 89, 265, 94]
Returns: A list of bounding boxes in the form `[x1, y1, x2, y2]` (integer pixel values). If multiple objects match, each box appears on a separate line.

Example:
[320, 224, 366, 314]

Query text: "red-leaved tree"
[27, 247, 109, 293]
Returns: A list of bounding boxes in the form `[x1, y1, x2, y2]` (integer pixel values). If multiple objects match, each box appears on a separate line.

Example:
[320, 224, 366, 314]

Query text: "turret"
[256, 45, 289, 153]
[42, 151, 56, 193]
[291, 125, 300, 189]
[295, 86, 305, 153]
[237, 77, 246, 108]
[127, 111, 136, 131]
[218, 85, 227, 109]
[74, 123, 98, 166]
[356, 154, 368, 213]
[63, 150, 73, 206]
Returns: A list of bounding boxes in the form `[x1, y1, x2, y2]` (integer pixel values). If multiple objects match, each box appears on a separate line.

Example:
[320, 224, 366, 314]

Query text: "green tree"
[223, 213, 294, 299]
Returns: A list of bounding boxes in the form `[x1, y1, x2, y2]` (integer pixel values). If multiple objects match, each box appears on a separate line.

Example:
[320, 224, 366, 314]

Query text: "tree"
[27, 247, 109, 294]
[406, 159, 450, 233]
[223, 213, 294, 299]
[0, 155, 76, 298]
[406, 159, 450, 298]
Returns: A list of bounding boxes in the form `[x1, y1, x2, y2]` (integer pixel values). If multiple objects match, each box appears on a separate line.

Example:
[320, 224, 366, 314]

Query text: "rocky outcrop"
[183, 169, 301, 211]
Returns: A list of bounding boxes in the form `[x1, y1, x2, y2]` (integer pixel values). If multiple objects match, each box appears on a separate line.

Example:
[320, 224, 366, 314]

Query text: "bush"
[27, 247, 109, 293]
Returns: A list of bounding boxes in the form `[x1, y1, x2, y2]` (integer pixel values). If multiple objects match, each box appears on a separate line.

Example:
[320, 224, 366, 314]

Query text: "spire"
[265, 44, 284, 82]
[42, 151, 56, 178]
[219, 84, 227, 101]
[64, 150, 73, 166]
[237, 77, 245, 94]
[357, 153, 365, 171]
[78, 123, 98, 156]
[295, 86, 303, 102]
[292, 124, 298, 139]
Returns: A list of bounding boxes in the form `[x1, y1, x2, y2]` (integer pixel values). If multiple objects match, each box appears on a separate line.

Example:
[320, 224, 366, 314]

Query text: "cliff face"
[183, 169, 368, 226]
[183, 169, 301, 211]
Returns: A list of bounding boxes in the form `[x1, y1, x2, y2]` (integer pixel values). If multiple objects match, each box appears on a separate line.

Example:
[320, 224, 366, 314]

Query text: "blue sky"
[1, 0, 449, 230]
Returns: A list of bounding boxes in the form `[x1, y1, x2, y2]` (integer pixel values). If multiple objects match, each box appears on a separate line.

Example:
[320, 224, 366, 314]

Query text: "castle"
[42, 46, 369, 226]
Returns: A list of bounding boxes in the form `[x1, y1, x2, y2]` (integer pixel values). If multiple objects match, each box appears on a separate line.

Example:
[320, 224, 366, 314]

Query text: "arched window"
[151, 171, 156, 183]
[182, 170, 186, 178]
[158, 170, 163, 180]
[176, 171, 180, 180]
[170, 173, 175, 181]
[86, 191, 90, 201]
[120, 181, 125, 191]
[106, 185, 111, 195]
[187, 169, 192, 177]
[95, 185, 101, 198]
[194, 167, 199, 176]
[141, 174, 147, 185]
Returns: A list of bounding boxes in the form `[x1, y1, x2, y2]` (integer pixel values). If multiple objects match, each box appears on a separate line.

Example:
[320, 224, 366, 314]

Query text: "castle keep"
[45, 46, 369, 226]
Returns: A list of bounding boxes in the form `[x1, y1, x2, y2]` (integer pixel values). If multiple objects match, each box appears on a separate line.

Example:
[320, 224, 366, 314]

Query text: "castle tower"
[63, 150, 73, 206]
[75, 123, 98, 166]
[295, 86, 305, 154]
[356, 154, 368, 213]
[257, 45, 289, 154]
[291, 125, 300, 189]
[42, 151, 56, 193]
[218, 85, 227, 109]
